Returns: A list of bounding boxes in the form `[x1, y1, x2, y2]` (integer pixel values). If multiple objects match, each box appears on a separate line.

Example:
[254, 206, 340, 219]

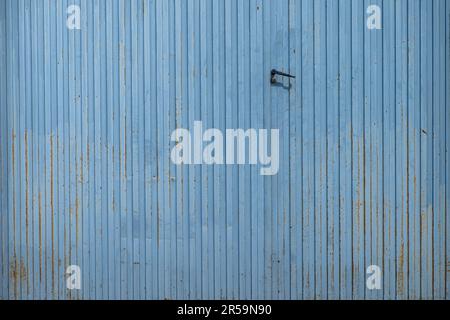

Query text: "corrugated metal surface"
[0, 0, 449, 300]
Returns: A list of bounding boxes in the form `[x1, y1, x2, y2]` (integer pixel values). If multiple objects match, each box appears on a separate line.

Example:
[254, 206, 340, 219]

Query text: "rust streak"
[20, 259, 27, 283]
[87, 142, 90, 169]
[9, 259, 18, 297]
[25, 131, 30, 295]
[157, 201, 160, 246]
[38, 191, 42, 283]
[124, 118, 127, 178]
[50, 135, 55, 296]
[12, 130, 15, 176]
[69, 206, 73, 268]
[11, 130, 17, 298]
[76, 197, 80, 246]
[398, 243, 405, 296]
[79, 153, 84, 184]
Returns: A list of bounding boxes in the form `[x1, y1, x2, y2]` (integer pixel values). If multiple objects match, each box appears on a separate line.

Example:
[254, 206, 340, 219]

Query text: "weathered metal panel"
[0, 0, 7, 300]
[0, 0, 449, 300]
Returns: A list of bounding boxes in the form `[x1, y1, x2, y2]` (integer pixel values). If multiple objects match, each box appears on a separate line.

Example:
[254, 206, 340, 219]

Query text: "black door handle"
[271, 69, 296, 84]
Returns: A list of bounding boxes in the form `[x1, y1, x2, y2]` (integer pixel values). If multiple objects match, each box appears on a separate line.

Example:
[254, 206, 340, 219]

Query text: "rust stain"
[112, 195, 117, 213]
[31, 192, 36, 296]
[25, 131, 30, 295]
[50, 135, 55, 296]
[11, 130, 17, 297]
[20, 259, 27, 283]
[38, 191, 42, 283]
[12, 130, 15, 176]
[9, 258, 17, 298]
[77, 150, 82, 248]
[76, 196, 80, 246]
[398, 243, 405, 296]
[69, 205, 73, 269]
[79, 153, 84, 184]
[63, 216, 67, 289]
[157, 201, 160, 246]
[124, 118, 127, 178]
[87, 142, 90, 172]
[9, 259, 28, 298]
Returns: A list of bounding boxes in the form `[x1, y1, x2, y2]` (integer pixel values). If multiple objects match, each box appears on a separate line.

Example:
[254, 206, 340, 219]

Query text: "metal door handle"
[271, 69, 296, 84]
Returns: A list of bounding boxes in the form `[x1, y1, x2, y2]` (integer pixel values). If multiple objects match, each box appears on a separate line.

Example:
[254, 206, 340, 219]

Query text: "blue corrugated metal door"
[0, 0, 449, 300]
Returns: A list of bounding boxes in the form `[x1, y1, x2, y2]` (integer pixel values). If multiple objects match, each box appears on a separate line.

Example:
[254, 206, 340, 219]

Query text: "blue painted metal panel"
[0, 0, 7, 300]
[0, 0, 449, 300]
